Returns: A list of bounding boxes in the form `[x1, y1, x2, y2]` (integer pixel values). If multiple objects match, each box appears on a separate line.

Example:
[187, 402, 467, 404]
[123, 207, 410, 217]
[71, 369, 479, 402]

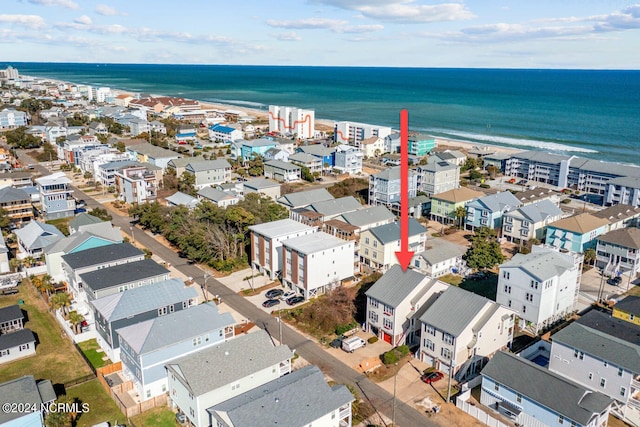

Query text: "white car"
[281, 291, 298, 300]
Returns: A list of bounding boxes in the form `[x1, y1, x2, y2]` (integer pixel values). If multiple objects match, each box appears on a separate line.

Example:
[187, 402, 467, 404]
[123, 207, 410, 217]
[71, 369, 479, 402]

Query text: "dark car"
[262, 299, 281, 308]
[265, 288, 284, 299]
[329, 338, 343, 349]
[421, 371, 444, 384]
[286, 296, 305, 306]
[607, 276, 622, 286]
[176, 412, 187, 424]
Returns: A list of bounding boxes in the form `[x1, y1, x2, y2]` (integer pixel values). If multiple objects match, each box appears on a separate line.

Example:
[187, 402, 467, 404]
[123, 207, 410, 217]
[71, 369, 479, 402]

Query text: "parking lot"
[578, 266, 636, 311]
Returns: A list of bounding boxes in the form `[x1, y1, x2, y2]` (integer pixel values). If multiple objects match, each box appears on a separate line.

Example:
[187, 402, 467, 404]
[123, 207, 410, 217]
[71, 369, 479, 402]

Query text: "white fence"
[24, 265, 48, 276]
[55, 310, 97, 343]
[456, 390, 511, 427]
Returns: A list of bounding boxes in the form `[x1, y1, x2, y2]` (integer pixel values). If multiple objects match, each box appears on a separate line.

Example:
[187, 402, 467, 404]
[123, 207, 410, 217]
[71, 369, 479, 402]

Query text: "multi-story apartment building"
[358, 219, 427, 272]
[115, 163, 161, 204]
[208, 124, 243, 142]
[184, 159, 232, 189]
[0, 108, 28, 129]
[334, 145, 364, 175]
[0, 187, 33, 225]
[595, 227, 640, 278]
[368, 166, 418, 208]
[281, 231, 355, 299]
[408, 132, 435, 157]
[502, 199, 564, 244]
[604, 176, 640, 208]
[268, 105, 315, 139]
[35, 172, 76, 219]
[335, 121, 392, 145]
[549, 310, 640, 425]
[497, 246, 581, 334]
[417, 160, 460, 197]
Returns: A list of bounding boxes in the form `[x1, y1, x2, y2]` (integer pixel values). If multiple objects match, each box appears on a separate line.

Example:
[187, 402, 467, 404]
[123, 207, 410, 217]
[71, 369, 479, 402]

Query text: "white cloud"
[335, 24, 384, 33]
[314, 0, 475, 23]
[266, 18, 349, 29]
[74, 15, 92, 25]
[28, 0, 79, 9]
[273, 31, 302, 41]
[95, 4, 127, 16]
[0, 14, 46, 29]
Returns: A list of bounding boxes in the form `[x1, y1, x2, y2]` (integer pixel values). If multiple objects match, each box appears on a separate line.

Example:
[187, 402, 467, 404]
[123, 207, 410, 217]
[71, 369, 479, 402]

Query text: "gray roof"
[571, 157, 640, 179]
[467, 191, 521, 213]
[166, 330, 293, 396]
[80, 259, 169, 292]
[15, 221, 64, 251]
[298, 145, 336, 157]
[372, 166, 418, 181]
[282, 231, 349, 254]
[0, 328, 35, 351]
[606, 175, 640, 188]
[289, 152, 320, 163]
[421, 160, 458, 172]
[62, 242, 143, 269]
[339, 205, 395, 227]
[242, 138, 277, 148]
[277, 188, 334, 209]
[367, 219, 426, 244]
[592, 204, 640, 222]
[505, 199, 562, 223]
[307, 196, 363, 217]
[91, 278, 197, 321]
[127, 142, 179, 159]
[417, 238, 467, 265]
[597, 227, 640, 250]
[0, 376, 56, 424]
[0, 305, 23, 323]
[614, 295, 640, 317]
[45, 224, 122, 254]
[243, 178, 280, 190]
[0, 186, 29, 203]
[366, 265, 431, 308]
[500, 249, 574, 282]
[265, 159, 301, 171]
[186, 159, 231, 172]
[512, 150, 571, 164]
[419, 286, 492, 337]
[207, 365, 353, 427]
[166, 191, 199, 207]
[68, 213, 104, 230]
[116, 303, 234, 354]
[482, 351, 612, 425]
[168, 156, 206, 168]
[248, 219, 315, 238]
[551, 310, 640, 373]
[197, 186, 237, 202]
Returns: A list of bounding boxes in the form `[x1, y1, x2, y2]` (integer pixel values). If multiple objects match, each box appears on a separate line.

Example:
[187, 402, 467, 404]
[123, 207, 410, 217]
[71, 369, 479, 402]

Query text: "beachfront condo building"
[335, 121, 393, 146]
[268, 105, 315, 139]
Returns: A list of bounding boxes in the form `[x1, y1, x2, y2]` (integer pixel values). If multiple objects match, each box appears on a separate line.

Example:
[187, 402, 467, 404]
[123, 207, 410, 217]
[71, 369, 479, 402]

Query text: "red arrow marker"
[395, 109, 414, 271]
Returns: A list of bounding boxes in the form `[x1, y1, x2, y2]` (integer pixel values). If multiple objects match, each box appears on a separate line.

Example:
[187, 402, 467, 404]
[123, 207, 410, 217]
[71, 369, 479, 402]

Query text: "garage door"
[382, 332, 392, 344]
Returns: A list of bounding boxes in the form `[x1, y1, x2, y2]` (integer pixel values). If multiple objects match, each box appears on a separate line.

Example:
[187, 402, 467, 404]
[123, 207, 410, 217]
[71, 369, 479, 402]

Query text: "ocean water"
[4, 63, 640, 164]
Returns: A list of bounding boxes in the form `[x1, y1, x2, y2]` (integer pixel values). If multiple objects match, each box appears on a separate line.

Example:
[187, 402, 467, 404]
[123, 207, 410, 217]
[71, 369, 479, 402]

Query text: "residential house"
[384, 133, 400, 154]
[57, 135, 104, 166]
[335, 121, 392, 146]
[431, 150, 467, 166]
[264, 160, 301, 183]
[368, 166, 418, 209]
[80, 258, 170, 301]
[15, 221, 64, 259]
[175, 126, 197, 144]
[465, 191, 521, 232]
[593, 204, 640, 231]
[0, 328, 36, 364]
[277, 188, 334, 210]
[118, 303, 234, 401]
[207, 365, 354, 427]
[297, 196, 363, 222]
[497, 246, 582, 334]
[184, 159, 232, 189]
[413, 238, 467, 278]
[62, 242, 145, 304]
[209, 124, 242, 142]
[115, 163, 161, 204]
[238, 139, 278, 163]
[0, 376, 56, 427]
[197, 187, 239, 208]
[515, 187, 562, 206]
[0, 108, 28, 129]
[289, 152, 322, 174]
[68, 213, 105, 234]
[88, 121, 108, 136]
[359, 219, 427, 272]
[149, 120, 167, 134]
[334, 145, 363, 175]
[0, 305, 24, 333]
[360, 136, 385, 158]
[166, 191, 199, 209]
[243, 178, 281, 200]
[337, 205, 395, 232]
[549, 310, 639, 425]
[297, 145, 336, 170]
[366, 265, 448, 346]
[91, 157, 137, 187]
[249, 219, 317, 280]
[166, 156, 206, 178]
[408, 132, 435, 157]
[430, 187, 486, 224]
[502, 199, 564, 245]
[0, 186, 33, 225]
[45, 221, 123, 281]
[604, 176, 640, 208]
[612, 296, 640, 327]
[417, 160, 460, 197]
[35, 172, 76, 219]
[595, 228, 640, 278]
[91, 278, 198, 361]
[0, 171, 33, 189]
[166, 330, 293, 427]
[281, 232, 355, 299]
[126, 142, 181, 170]
[545, 213, 610, 253]
[482, 351, 612, 427]
[419, 286, 515, 381]
[263, 147, 290, 163]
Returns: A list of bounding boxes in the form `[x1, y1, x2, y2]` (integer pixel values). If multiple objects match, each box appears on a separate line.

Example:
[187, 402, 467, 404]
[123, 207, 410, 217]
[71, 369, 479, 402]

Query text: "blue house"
[465, 191, 521, 231]
[240, 139, 278, 163]
[297, 145, 336, 169]
[481, 351, 612, 427]
[91, 278, 199, 362]
[0, 376, 56, 427]
[408, 132, 435, 157]
[545, 213, 610, 253]
[118, 302, 234, 402]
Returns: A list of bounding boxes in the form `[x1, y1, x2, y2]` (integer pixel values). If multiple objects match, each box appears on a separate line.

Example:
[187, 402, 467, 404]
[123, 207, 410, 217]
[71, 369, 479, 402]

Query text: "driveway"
[578, 266, 633, 311]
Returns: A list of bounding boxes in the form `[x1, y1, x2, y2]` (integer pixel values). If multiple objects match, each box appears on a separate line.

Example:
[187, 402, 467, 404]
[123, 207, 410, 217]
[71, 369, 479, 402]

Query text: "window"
[373, 251, 377, 259]
[620, 387, 627, 397]
[504, 285, 511, 294]
[631, 314, 635, 321]
[370, 299, 379, 308]
[158, 306, 168, 316]
[502, 271, 510, 280]
[579, 351, 583, 360]
[441, 347, 451, 359]
[182, 301, 189, 309]
[364, 248, 369, 255]
[600, 378, 606, 388]
[522, 305, 527, 313]
[618, 367, 623, 376]
[190, 408, 195, 417]
[146, 389, 151, 398]
[192, 337, 202, 346]
[373, 240, 378, 248]
[369, 311, 378, 323]
[604, 361, 608, 367]
[558, 415, 564, 424]
[516, 393, 522, 403]
[525, 292, 533, 302]
[494, 382, 500, 392]
[382, 304, 394, 315]
[442, 333, 454, 345]
[18, 344, 29, 351]
[365, 237, 370, 245]
[425, 325, 436, 336]
[383, 318, 393, 330]
[588, 372, 593, 380]
[424, 339, 435, 351]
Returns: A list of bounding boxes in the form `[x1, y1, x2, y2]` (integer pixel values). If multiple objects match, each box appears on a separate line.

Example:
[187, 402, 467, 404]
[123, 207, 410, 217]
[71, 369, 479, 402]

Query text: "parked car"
[508, 178, 516, 184]
[281, 291, 297, 300]
[286, 296, 305, 306]
[329, 338, 343, 349]
[175, 412, 187, 424]
[341, 336, 366, 353]
[265, 288, 284, 299]
[421, 371, 444, 384]
[75, 208, 87, 214]
[1, 288, 18, 296]
[262, 299, 281, 308]
[607, 276, 622, 286]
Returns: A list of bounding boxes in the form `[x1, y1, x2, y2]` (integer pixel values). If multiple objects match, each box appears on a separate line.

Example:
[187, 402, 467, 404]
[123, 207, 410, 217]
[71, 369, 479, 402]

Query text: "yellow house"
[612, 295, 640, 326]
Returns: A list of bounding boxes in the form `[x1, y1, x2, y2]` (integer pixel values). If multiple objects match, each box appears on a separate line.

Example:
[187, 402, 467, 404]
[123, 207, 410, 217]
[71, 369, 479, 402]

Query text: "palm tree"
[40, 275, 54, 297]
[455, 206, 467, 229]
[584, 248, 596, 266]
[30, 275, 43, 292]
[9, 258, 22, 272]
[50, 292, 72, 316]
[68, 311, 84, 335]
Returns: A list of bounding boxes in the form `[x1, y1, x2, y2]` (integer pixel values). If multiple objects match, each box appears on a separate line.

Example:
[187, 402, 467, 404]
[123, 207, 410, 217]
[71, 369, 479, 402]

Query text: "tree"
[247, 154, 264, 177]
[45, 408, 72, 427]
[464, 226, 505, 270]
[4, 126, 41, 149]
[486, 164, 498, 179]
[67, 311, 84, 334]
[178, 172, 197, 196]
[50, 292, 72, 316]
[115, 141, 126, 152]
[583, 248, 596, 266]
[89, 207, 112, 221]
[301, 166, 315, 182]
[455, 206, 467, 229]
[0, 207, 11, 230]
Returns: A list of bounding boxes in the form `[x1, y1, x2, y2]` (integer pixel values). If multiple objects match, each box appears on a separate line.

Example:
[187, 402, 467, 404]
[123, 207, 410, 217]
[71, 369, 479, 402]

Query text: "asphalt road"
[18, 149, 437, 427]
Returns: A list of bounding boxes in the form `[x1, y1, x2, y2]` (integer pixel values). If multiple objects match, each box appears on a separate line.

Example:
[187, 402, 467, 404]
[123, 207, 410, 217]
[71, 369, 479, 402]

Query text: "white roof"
[249, 219, 315, 238]
[35, 172, 71, 186]
[281, 231, 350, 254]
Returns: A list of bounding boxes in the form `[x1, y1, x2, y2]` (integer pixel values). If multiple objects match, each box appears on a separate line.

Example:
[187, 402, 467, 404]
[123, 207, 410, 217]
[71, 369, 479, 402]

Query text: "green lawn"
[0, 282, 94, 385]
[65, 379, 125, 427]
[45, 217, 72, 236]
[130, 406, 177, 427]
[78, 339, 111, 369]
[438, 272, 498, 300]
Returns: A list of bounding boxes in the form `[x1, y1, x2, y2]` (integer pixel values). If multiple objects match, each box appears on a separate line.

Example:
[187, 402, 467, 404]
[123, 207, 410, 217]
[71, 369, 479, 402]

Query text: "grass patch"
[458, 273, 498, 300]
[239, 281, 279, 297]
[0, 282, 94, 386]
[438, 273, 463, 286]
[130, 406, 177, 427]
[78, 339, 111, 369]
[46, 217, 72, 236]
[66, 379, 125, 427]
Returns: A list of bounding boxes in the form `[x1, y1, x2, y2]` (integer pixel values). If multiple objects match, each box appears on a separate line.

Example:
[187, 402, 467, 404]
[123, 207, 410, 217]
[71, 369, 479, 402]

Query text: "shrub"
[367, 336, 378, 344]
[335, 322, 359, 336]
[561, 198, 572, 204]
[382, 350, 400, 365]
[479, 183, 491, 189]
[397, 345, 410, 356]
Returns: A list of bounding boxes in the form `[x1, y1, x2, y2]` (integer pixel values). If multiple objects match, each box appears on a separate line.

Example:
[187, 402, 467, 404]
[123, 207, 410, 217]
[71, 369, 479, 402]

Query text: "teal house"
[545, 212, 610, 253]
[408, 132, 436, 157]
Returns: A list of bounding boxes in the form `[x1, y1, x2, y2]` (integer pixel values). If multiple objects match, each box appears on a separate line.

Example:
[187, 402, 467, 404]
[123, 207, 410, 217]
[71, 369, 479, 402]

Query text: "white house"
[497, 245, 582, 334]
[359, 136, 386, 158]
[413, 238, 467, 278]
[334, 145, 363, 175]
[209, 124, 243, 142]
[36, 172, 76, 219]
[359, 219, 427, 272]
[185, 159, 232, 189]
[502, 199, 564, 245]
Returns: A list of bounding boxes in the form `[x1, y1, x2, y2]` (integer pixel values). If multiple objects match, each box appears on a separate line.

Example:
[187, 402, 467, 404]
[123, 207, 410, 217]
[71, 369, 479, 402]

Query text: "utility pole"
[446, 354, 455, 403]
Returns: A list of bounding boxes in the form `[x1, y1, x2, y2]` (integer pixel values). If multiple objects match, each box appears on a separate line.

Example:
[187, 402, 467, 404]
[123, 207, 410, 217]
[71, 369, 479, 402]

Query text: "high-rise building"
[268, 105, 315, 139]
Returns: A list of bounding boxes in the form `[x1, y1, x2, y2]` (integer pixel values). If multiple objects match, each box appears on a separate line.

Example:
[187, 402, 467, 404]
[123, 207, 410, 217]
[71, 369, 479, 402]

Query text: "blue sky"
[2, 0, 640, 68]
